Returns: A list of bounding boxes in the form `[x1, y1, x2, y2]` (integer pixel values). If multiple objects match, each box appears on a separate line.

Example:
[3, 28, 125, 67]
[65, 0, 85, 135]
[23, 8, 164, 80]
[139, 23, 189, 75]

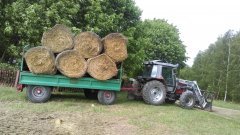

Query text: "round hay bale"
[74, 32, 102, 58]
[56, 50, 87, 78]
[87, 54, 118, 80]
[24, 46, 56, 74]
[102, 33, 128, 62]
[41, 24, 74, 53]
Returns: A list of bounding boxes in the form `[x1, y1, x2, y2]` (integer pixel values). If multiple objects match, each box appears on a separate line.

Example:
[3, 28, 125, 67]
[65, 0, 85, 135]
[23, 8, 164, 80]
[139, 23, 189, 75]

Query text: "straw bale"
[55, 50, 87, 78]
[74, 32, 102, 58]
[87, 54, 118, 80]
[102, 33, 128, 62]
[41, 24, 73, 53]
[24, 46, 56, 74]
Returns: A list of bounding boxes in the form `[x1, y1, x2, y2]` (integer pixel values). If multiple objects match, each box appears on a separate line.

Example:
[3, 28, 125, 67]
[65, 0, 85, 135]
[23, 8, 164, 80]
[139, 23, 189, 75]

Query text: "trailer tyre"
[179, 91, 195, 109]
[142, 80, 166, 105]
[27, 85, 51, 103]
[97, 91, 116, 105]
[84, 90, 98, 99]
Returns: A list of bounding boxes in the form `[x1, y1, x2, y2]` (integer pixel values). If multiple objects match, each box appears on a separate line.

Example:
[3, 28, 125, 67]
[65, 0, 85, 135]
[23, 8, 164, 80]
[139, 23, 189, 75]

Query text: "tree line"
[0, 0, 186, 77]
[180, 30, 240, 102]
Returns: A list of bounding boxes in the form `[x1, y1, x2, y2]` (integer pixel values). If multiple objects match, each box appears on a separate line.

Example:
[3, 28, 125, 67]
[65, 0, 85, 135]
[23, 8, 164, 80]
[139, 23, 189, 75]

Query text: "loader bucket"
[204, 102, 212, 111]
[203, 91, 214, 112]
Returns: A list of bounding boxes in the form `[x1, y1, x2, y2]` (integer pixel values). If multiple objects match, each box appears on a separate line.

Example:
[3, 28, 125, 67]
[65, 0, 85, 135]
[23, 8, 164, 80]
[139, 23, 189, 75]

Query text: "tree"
[181, 30, 240, 103]
[2, 0, 141, 63]
[139, 19, 186, 65]
[0, 0, 15, 62]
[223, 31, 233, 101]
[124, 19, 187, 77]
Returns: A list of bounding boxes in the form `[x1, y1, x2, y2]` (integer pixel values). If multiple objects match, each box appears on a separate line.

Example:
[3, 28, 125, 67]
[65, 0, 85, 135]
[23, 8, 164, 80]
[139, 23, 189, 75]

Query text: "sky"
[134, 0, 240, 66]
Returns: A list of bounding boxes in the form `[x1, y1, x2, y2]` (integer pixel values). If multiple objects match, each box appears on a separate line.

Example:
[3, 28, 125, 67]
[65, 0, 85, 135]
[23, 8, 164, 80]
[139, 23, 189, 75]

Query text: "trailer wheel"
[142, 80, 166, 105]
[27, 85, 51, 103]
[179, 91, 195, 109]
[84, 89, 98, 99]
[97, 91, 116, 105]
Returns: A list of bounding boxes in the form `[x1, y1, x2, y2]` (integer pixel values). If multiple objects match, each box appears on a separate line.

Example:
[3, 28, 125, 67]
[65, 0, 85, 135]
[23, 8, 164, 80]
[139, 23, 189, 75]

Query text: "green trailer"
[16, 46, 123, 105]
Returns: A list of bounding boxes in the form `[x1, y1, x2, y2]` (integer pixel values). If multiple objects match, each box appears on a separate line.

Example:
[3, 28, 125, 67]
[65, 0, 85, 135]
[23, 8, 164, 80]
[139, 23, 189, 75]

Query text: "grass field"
[214, 100, 240, 111]
[0, 86, 240, 135]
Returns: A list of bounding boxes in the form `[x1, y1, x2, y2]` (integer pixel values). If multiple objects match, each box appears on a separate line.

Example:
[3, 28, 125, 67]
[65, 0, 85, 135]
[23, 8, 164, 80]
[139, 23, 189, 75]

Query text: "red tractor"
[123, 60, 213, 110]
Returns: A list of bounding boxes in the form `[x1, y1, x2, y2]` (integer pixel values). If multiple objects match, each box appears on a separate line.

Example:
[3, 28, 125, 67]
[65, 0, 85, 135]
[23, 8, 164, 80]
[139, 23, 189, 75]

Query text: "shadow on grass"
[45, 91, 182, 110]
[117, 92, 181, 108]
[51, 93, 84, 100]
[50, 92, 98, 104]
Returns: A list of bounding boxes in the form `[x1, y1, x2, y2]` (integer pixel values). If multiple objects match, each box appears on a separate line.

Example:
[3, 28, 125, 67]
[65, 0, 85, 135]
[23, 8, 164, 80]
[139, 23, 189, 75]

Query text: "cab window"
[143, 65, 158, 78]
[162, 66, 174, 86]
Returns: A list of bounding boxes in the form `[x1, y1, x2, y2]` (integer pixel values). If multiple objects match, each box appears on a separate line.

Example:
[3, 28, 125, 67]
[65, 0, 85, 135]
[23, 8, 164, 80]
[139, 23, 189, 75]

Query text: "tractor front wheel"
[179, 91, 195, 109]
[97, 90, 116, 105]
[142, 80, 166, 105]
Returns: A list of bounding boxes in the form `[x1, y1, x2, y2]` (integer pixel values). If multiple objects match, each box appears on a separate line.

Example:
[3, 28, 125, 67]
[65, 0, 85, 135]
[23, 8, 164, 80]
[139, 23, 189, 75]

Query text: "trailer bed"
[19, 71, 122, 91]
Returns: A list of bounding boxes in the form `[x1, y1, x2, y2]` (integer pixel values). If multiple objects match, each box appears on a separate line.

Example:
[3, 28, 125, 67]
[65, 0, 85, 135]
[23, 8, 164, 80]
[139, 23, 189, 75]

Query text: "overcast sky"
[134, 0, 240, 66]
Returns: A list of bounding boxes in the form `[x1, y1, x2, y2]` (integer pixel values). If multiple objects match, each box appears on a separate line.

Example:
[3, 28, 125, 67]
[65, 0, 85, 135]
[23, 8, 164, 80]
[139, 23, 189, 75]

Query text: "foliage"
[0, 62, 18, 70]
[179, 65, 194, 80]
[124, 19, 187, 77]
[140, 19, 186, 65]
[0, 0, 186, 77]
[181, 30, 240, 102]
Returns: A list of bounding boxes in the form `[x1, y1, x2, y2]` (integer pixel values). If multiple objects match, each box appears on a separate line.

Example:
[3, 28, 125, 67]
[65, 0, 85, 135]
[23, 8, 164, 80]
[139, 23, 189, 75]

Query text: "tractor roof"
[144, 60, 179, 68]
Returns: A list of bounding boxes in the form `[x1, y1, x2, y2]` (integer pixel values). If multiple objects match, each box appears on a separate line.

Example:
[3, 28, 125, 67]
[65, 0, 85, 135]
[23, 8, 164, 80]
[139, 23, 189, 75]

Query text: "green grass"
[0, 87, 26, 101]
[214, 100, 240, 110]
[0, 87, 98, 112]
[0, 87, 240, 135]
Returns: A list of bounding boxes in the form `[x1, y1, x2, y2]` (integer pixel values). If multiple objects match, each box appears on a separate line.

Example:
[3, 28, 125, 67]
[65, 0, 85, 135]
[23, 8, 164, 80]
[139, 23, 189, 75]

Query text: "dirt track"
[212, 106, 240, 119]
[0, 101, 137, 135]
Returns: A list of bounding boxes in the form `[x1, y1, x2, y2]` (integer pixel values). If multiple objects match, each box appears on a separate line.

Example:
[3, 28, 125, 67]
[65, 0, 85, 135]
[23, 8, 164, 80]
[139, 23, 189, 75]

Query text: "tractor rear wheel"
[97, 90, 116, 105]
[27, 85, 51, 103]
[142, 80, 166, 105]
[179, 91, 195, 109]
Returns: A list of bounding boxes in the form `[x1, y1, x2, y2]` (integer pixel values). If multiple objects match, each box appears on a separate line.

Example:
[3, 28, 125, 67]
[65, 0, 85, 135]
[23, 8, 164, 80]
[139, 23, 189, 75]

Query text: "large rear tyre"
[142, 81, 166, 105]
[179, 91, 195, 109]
[84, 89, 98, 99]
[27, 85, 51, 103]
[97, 90, 116, 105]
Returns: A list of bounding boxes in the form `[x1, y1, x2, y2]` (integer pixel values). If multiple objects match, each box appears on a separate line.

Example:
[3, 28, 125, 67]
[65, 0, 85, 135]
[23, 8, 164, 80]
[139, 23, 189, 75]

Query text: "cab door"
[161, 66, 176, 92]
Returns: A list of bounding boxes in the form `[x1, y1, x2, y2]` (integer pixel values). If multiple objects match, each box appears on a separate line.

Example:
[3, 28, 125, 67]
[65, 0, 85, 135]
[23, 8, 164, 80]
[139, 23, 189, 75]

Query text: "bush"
[0, 62, 18, 70]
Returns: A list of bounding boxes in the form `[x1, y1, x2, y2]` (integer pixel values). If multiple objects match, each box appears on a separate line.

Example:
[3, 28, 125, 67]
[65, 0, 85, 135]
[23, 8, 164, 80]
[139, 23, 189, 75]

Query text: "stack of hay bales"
[24, 24, 128, 80]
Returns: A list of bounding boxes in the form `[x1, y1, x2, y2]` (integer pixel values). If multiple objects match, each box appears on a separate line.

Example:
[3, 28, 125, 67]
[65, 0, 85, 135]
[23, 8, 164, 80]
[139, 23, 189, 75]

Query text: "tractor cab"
[140, 60, 179, 92]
